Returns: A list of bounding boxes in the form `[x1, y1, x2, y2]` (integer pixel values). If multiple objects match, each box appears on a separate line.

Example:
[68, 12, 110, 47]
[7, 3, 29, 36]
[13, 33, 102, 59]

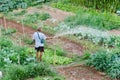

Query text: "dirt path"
[109, 29, 120, 36]
[0, 17, 35, 35]
[56, 65, 110, 80]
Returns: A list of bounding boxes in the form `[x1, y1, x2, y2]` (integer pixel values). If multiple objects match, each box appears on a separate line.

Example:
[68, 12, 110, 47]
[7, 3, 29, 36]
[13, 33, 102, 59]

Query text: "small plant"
[0, 37, 13, 49]
[2, 28, 16, 35]
[14, 10, 27, 16]
[53, 76, 65, 80]
[39, 12, 50, 20]
[22, 36, 33, 45]
[81, 52, 91, 60]
[42, 49, 73, 65]
[34, 75, 65, 80]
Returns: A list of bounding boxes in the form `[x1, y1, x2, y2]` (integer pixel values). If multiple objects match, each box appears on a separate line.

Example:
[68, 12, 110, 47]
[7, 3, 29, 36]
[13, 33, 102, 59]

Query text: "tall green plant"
[69, 0, 120, 12]
[0, 0, 46, 12]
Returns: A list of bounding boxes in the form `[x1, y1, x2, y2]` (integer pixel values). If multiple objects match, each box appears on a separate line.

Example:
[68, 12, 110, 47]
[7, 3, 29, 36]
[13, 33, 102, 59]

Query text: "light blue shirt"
[33, 32, 47, 47]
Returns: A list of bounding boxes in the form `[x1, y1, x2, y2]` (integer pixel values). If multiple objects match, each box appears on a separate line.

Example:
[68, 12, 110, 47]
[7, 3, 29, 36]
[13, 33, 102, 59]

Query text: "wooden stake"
[19, 38, 22, 46]
[3, 17, 7, 30]
[53, 48, 56, 65]
[0, 25, 1, 36]
[21, 18, 25, 37]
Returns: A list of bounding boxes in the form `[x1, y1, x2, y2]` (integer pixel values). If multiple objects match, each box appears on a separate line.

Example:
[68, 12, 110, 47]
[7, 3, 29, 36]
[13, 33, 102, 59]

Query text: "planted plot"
[87, 49, 120, 79]
[69, 0, 120, 12]
[43, 49, 73, 65]
[1, 0, 120, 79]
[52, 1, 120, 30]
[55, 24, 120, 48]
[0, 0, 47, 12]
[5, 11, 51, 29]
[1, 63, 57, 80]
[0, 26, 71, 80]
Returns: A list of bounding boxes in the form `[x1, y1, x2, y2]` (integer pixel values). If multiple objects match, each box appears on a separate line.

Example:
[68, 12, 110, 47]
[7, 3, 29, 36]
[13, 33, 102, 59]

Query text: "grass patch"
[4, 10, 50, 30]
[64, 35, 102, 53]
[42, 26, 56, 35]
[1, 62, 56, 80]
[51, 1, 79, 13]
[51, 1, 120, 30]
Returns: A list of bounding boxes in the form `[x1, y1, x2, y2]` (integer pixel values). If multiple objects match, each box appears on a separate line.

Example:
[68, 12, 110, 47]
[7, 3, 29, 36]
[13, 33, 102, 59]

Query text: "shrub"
[87, 51, 112, 71]
[81, 52, 91, 60]
[0, 37, 13, 49]
[2, 28, 16, 35]
[38, 12, 50, 20]
[1, 62, 55, 80]
[87, 49, 120, 79]
[26, 62, 55, 78]
[107, 58, 120, 79]
[2, 64, 27, 80]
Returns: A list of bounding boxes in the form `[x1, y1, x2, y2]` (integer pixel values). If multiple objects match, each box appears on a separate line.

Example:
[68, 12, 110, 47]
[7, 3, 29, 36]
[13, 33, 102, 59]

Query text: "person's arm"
[46, 37, 53, 40]
[43, 33, 53, 40]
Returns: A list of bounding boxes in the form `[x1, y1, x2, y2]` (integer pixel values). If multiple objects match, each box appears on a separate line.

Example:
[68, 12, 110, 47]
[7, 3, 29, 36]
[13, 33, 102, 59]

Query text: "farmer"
[32, 27, 52, 61]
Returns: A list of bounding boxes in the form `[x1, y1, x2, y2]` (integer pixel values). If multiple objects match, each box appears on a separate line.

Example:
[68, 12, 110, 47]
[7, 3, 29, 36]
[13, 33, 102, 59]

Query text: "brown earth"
[56, 65, 110, 80]
[109, 30, 120, 36]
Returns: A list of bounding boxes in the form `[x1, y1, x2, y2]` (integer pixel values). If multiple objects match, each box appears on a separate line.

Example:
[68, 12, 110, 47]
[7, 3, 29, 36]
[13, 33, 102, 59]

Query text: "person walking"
[32, 27, 52, 61]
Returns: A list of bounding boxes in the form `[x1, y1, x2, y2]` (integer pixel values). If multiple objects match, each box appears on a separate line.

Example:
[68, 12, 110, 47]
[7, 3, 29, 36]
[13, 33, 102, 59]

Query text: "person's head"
[37, 27, 42, 32]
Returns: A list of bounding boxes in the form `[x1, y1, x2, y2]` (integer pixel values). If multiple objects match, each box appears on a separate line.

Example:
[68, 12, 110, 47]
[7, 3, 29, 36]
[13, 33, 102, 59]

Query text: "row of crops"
[69, 0, 120, 12]
[0, 26, 72, 80]
[55, 24, 120, 47]
[0, 0, 50, 12]
[2, 0, 119, 13]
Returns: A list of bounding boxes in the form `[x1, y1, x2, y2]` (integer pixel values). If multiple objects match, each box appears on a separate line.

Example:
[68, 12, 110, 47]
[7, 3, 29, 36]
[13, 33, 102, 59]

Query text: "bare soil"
[109, 29, 120, 36]
[56, 65, 110, 80]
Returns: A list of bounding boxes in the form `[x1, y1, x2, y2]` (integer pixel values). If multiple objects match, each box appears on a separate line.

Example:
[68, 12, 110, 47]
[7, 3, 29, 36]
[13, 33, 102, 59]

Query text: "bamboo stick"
[53, 48, 56, 65]
[21, 18, 25, 37]
[3, 17, 7, 30]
